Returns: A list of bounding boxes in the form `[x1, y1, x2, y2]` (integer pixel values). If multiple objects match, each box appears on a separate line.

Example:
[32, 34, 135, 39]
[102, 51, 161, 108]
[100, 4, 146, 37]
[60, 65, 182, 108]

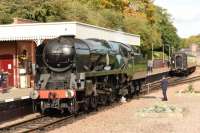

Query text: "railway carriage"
[171, 52, 196, 76]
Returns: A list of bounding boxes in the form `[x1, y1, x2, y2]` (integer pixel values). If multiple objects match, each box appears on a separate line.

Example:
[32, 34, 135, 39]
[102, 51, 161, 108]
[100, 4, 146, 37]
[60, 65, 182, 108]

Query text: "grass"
[137, 102, 183, 114]
[176, 84, 200, 94]
[136, 102, 185, 118]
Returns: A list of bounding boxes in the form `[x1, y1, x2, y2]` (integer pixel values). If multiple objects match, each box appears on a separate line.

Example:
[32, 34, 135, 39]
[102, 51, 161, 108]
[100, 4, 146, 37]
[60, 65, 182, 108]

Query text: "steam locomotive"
[31, 36, 149, 113]
[31, 36, 196, 114]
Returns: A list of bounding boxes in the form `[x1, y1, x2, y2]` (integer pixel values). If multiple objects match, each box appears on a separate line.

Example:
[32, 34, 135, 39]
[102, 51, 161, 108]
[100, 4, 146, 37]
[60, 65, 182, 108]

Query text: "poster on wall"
[8, 64, 12, 69]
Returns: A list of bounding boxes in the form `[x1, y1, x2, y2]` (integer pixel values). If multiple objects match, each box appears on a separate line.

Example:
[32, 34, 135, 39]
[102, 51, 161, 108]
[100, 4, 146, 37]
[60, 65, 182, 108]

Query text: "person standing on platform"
[0, 70, 3, 87]
[161, 76, 168, 101]
[147, 60, 151, 75]
[149, 60, 153, 73]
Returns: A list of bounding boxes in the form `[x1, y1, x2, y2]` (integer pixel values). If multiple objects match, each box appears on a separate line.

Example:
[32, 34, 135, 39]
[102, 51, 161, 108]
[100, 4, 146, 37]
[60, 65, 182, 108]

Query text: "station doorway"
[0, 54, 14, 87]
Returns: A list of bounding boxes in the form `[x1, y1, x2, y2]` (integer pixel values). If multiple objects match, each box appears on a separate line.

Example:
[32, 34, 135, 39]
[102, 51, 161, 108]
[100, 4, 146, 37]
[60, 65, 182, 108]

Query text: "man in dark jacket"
[0, 70, 3, 87]
[161, 76, 168, 101]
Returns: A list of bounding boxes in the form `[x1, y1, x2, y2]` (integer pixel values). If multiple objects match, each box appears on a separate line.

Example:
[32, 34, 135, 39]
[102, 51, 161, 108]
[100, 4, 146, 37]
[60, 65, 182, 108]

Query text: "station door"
[0, 54, 14, 87]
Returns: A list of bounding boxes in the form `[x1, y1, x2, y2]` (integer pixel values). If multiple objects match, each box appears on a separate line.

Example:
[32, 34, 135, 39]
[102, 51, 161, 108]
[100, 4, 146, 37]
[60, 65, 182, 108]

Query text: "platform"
[133, 66, 170, 80]
[146, 67, 170, 83]
[0, 88, 33, 103]
[150, 67, 170, 76]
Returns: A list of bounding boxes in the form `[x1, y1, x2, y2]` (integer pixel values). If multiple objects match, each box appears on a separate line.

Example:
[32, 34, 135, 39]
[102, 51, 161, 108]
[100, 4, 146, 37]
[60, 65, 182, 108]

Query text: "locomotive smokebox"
[43, 36, 75, 72]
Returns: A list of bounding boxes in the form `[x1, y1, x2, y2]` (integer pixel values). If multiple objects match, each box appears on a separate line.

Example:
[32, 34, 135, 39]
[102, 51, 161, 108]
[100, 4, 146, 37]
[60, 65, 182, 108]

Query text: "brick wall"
[0, 41, 36, 88]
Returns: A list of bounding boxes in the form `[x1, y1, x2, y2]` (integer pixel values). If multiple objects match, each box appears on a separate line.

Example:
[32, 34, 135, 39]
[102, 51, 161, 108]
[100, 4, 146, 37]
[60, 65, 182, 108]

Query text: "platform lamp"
[162, 43, 165, 63]
[151, 43, 154, 61]
[165, 44, 171, 62]
[171, 46, 174, 54]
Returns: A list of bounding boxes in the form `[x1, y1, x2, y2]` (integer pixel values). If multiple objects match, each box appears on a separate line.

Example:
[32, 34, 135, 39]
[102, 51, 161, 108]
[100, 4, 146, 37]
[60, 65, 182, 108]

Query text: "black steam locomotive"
[31, 36, 149, 113]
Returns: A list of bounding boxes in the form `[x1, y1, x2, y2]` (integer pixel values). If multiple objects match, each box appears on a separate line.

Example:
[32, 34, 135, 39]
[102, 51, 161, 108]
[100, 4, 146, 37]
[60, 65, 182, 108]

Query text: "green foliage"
[100, 9, 123, 29]
[0, 0, 181, 55]
[187, 84, 194, 93]
[138, 102, 184, 114]
[147, 51, 168, 60]
[153, 7, 181, 53]
[0, 11, 12, 24]
[182, 35, 200, 48]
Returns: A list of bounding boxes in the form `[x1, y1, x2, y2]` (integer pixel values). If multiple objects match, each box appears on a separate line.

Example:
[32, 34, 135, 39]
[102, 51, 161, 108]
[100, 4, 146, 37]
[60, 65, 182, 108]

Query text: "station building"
[0, 18, 140, 90]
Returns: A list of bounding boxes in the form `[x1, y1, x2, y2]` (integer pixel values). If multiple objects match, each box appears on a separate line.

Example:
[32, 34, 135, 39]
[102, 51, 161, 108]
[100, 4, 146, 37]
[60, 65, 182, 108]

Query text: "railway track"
[142, 75, 200, 93]
[169, 75, 200, 86]
[0, 114, 74, 133]
[1, 75, 200, 133]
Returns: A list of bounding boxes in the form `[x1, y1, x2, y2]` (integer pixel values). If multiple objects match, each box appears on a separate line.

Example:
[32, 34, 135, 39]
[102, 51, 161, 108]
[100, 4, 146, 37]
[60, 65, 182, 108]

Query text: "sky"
[154, 0, 200, 38]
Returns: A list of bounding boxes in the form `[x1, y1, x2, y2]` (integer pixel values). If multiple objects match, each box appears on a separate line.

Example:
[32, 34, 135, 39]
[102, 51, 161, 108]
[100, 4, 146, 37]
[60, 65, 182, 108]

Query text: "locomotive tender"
[171, 52, 196, 75]
[31, 36, 148, 113]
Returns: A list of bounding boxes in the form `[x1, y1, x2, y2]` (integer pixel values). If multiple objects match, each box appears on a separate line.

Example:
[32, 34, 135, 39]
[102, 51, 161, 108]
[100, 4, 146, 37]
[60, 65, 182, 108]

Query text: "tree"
[0, 0, 181, 55]
[155, 7, 181, 53]
[183, 35, 200, 48]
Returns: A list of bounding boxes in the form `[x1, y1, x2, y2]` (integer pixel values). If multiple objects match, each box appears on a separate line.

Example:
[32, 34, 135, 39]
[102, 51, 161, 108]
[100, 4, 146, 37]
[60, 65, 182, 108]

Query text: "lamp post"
[151, 43, 154, 61]
[165, 44, 171, 62]
[171, 46, 174, 54]
[163, 43, 165, 63]
[163, 44, 171, 65]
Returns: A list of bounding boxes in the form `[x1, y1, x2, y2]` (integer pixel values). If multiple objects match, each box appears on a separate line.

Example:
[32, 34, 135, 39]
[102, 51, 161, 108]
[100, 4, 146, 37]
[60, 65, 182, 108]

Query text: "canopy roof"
[0, 22, 140, 46]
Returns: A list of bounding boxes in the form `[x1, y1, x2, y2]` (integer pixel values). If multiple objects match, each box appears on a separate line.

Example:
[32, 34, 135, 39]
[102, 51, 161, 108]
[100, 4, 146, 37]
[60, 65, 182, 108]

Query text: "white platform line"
[21, 96, 30, 99]
[5, 98, 14, 103]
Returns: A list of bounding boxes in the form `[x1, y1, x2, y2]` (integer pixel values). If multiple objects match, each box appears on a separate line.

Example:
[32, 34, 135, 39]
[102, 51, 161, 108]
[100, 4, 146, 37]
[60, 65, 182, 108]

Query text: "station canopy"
[0, 22, 140, 46]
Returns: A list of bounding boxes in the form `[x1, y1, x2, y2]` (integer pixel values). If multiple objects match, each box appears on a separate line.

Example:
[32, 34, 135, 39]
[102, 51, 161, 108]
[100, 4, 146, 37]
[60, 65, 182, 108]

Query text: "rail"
[0, 114, 74, 133]
[142, 75, 200, 94]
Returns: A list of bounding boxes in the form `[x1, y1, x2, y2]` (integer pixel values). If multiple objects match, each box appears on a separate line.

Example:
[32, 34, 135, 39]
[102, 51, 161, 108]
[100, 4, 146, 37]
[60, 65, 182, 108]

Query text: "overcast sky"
[154, 0, 200, 38]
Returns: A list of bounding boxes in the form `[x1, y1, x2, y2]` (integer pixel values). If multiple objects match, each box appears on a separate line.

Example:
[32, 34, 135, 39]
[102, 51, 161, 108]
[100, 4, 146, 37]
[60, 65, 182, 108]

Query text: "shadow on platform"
[139, 96, 158, 99]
